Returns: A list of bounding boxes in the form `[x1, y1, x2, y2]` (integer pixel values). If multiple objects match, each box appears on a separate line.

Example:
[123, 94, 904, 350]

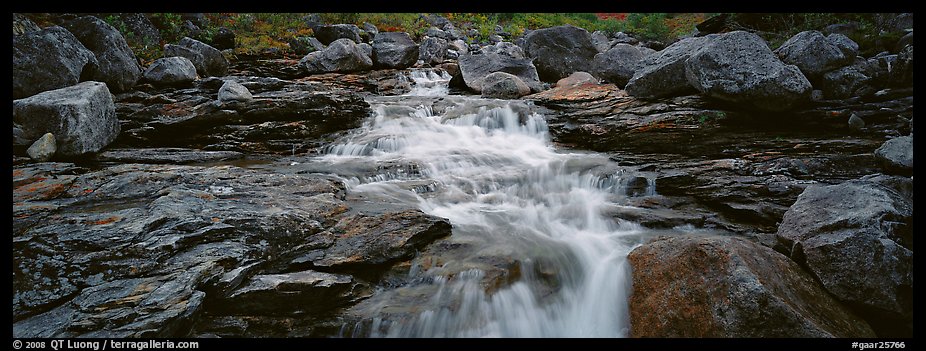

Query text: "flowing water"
[315, 69, 651, 337]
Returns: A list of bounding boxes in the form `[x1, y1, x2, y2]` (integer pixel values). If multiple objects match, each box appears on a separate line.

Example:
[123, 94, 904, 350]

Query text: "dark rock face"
[212, 27, 236, 50]
[874, 135, 913, 175]
[458, 52, 542, 93]
[625, 35, 714, 99]
[13, 13, 41, 36]
[776, 175, 913, 336]
[63, 16, 142, 93]
[12, 26, 99, 99]
[120, 13, 161, 46]
[775, 30, 854, 82]
[143, 57, 198, 85]
[314, 24, 363, 45]
[822, 61, 872, 100]
[523, 25, 599, 82]
[684, 31, 812, 111]
[591, 44, 645, 87]
[289, 36, 325, 56]
[12, 162, 452, 337]
[419, 36, 449, 65]
[628, 235, 875, 337]
[164, 37, 229, 77]
[372, 32, 419, 69]
[299, 38, 372, 74]
[480, 72, 531, 99]
[12, 81, 119, 157]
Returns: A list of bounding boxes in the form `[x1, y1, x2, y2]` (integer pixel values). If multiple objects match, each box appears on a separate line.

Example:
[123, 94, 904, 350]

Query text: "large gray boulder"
[12, 81, 119, 156]
[314, 24, 363, 45]
[684, 31, 812, 111]
[629, 235, 875, 337]
[62, 16, 142, 93]
[874, 135, 913, 175]
[775, 30, 855, 82]
[776, 175, 912, 336]
[458, 52, 543, 93]
[12, 26, 98, 99]
[480, 72, 531, 99]
[300, 38, 373, 74]
[164, 37, 229, 77]
[372, 32, 419, 69]
[821, 60, 871, 100]
[143, 56, 198, 85]
[590, 30, 613, 53]
[419, 36, 449, 65]
[625, 35, 714, 99]
[591, 44, 645, 87]
[523, 25, 599, 82]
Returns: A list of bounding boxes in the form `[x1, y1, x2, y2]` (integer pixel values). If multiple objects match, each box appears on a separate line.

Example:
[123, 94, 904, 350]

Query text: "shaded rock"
[419, 36, 449, 65]
[482, 41, 525, 58]
[212, 27, 235, 50]
[218, 80, 253, 103]
[776, 175, 912, 336]
[555, 71, 597, 88]
[824, 22, 860, 37]
[119, 13, 161, 46]
[27, 133, 57, 162]
[827, 33, 860, 59]
[12, 26, 98, 99]
[684, 31, 812, 111]
[775, 30, 853, 82]
[358, 43, 373, 59]
[12, 81, 118, 157]
[425, 27, 451, 41]
[63, 16, 142, 92]
[13, 13, 41, 36]
[480, 72, 531, 99]
[613, 32, 639, 45]
[458, 52, 542, 93]
[362, 22, 379, 39]
[143, 56, 198, 85]
[822, 62, 871, 100]
[629, 235, 875, 337]
[848, 114, 866, 130]
[523, 25, 598, 82]
[289, 36, 325, 56]
[218, 270, 369, 315]
[874, 135, 913, 174]
[372, 32, 419, 69]
[591, 43, 645, 87]
[625, 35, 714, 99]
[314, 24, 362, 45]
[590, 30, 612, 53]
[95, 148, 244, 165]
[164, 37, 229, 77]
[300, 38, 372, 74]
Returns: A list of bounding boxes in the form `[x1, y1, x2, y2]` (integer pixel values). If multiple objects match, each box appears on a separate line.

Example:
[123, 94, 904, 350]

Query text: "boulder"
[358, 43, 373, 59]
[314, 24, 363, 45]
[827, 33, 860, 59]
[482, 41, 526, 58]
[12, 81, 119, 156]
[613, 31, 639, 45]
[300, 38, 372, 74]
[684, 31, 812, 111]
[625, 35, 714, 99]
[874, 135, 913, 174]
[523, 25, 599, 82]
[289, 36, 325, 56]
[419, 36, 449, 65]
[555, 71, 597, 88]
[425, 27, 451, 40]
[143, 56, 199, 85]
[629, 235, 875, 337]
[120, 13, 161, 46]
[362, 22, 379, 39]
[458, 52, 542, 93]
[13, 13, 41, 36]
[776, 175, 913, 336]
[27, 133, 57, 162]
[822, 62, 871, 99]
[372, 32, 419, 69]
[218, 80, 253, 103]
[164, 37, 229, 77]
[480, 72, 531, 99]
[591, 44, 645, 87]
[12, 26, 98, 99]
[218, 270, 368, 315]
[63, 16, 142, 93]
[775, 30, 854, 82]
[212, 27, 235, 50]
[590, 30, 612, 53]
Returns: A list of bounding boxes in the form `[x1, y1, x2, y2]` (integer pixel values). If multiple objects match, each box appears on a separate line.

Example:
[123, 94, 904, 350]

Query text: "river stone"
[164, 37, 229, 77]
[629, 235, 875, 337]
[523, 25, 599, 82]
[591, 44, 645, 87]
[27, 133, 57, 162]
[458, 52, 542, 93]
[419, 36, 449, 65]
[13, 13, 41, 36]
[625, 35, 714, 99]
[555, 71, 597, 88]
[373, 32, 419, 69]
[12, 81, 119, 156]
[63, 16, 142, 92]
[874, 135, 913, 174]
[775, 30, 854, 82]
[314, 24, 363, 45]
[481, 72, 531, 99]
[684, 31, 812, 111]
[218, 80, 253, 103]
[13, 26, 99, 99]
[300, 38, 372, 74]
[143, 56, 198, 85]
[776, 175, 912, 336]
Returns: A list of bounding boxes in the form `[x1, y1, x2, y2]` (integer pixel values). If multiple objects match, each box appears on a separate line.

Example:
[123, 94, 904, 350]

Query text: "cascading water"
[317, 70, 648, 337]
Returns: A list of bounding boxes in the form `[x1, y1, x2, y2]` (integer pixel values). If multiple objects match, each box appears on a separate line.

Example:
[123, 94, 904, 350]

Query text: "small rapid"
[317, 69, 646, 337]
